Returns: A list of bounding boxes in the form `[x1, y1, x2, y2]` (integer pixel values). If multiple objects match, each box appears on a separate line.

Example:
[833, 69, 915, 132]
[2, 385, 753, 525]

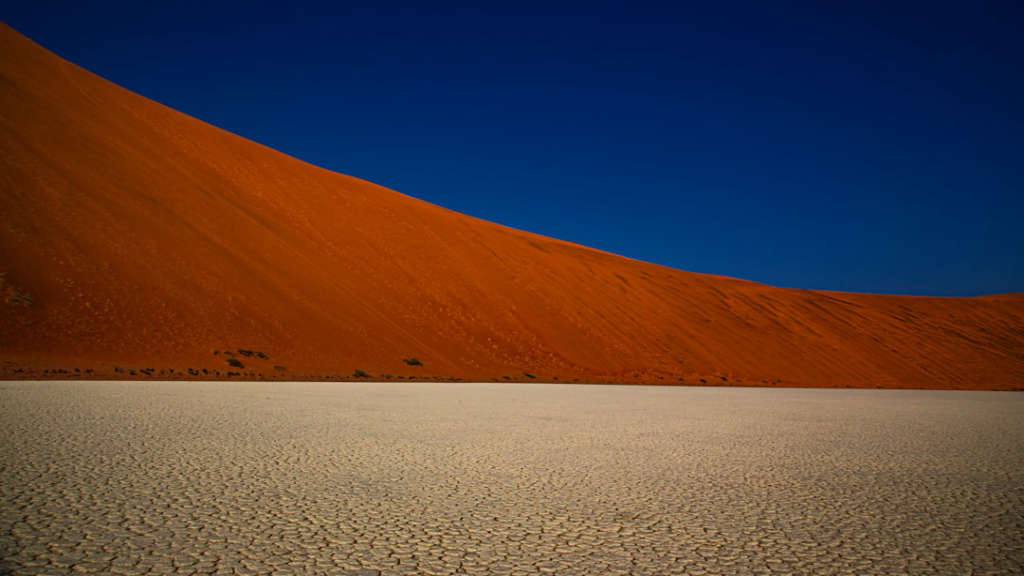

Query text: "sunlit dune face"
[1, 23, 1022, 389]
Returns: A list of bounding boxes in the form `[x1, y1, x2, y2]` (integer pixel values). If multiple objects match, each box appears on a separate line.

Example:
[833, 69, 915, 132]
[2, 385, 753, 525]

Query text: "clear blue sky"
[6, 1, 1022, 296]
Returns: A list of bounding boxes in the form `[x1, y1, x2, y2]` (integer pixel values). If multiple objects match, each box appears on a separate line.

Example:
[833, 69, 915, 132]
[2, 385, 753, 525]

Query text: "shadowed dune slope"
[1, 24, 1022, 388]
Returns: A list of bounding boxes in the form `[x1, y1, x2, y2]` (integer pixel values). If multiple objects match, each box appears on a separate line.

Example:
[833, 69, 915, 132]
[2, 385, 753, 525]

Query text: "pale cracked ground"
[1, 382, 1022, 576]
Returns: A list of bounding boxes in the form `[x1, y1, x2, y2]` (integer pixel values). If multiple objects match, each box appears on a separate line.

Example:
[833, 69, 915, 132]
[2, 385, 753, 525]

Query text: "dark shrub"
[227, 358, 244, 368]
[353, 369, 370, 378]
[403, 357, 422, 366]
[523, 372, 536, 379]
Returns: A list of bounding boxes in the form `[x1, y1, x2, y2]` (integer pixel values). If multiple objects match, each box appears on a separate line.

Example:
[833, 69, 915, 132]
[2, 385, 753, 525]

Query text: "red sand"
[1, 23, 1021, 389]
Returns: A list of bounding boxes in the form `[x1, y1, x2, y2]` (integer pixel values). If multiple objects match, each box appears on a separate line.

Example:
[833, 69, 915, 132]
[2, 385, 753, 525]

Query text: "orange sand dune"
[1, 23, 1021, 388]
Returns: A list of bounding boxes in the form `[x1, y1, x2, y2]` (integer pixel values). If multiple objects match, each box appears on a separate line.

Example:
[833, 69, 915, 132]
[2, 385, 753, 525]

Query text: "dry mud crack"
[1, 381, 1022, 575]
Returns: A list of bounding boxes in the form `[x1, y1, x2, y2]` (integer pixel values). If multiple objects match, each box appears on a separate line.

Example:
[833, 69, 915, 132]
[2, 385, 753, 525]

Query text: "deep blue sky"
[6, 1, 1022, 295]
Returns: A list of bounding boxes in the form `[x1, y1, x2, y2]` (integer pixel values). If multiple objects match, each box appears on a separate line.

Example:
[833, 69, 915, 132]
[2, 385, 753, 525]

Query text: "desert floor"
[1, 381, 1022, 575]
